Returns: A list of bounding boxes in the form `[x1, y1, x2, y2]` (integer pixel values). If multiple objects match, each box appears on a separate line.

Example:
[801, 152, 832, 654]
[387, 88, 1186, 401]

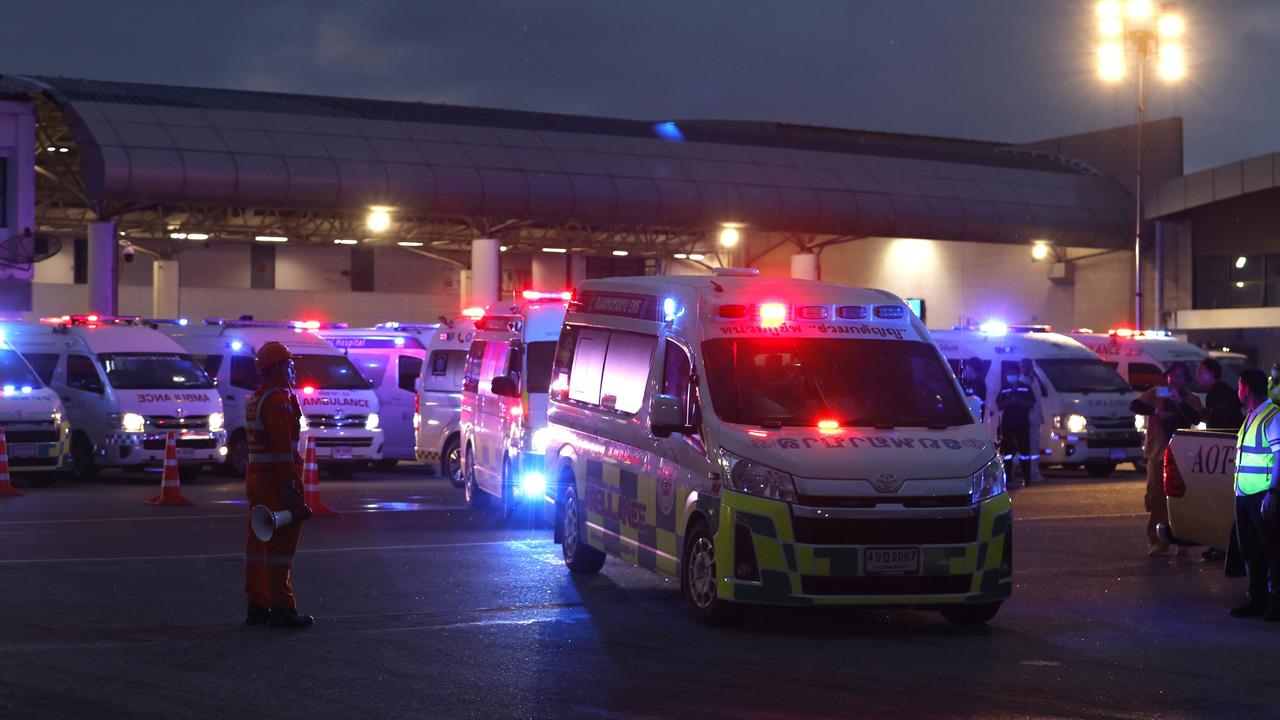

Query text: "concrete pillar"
[87, 221, 117, 315]
[459, 269, 472, 312]
[531, 253, 568, 291]
[153, 258, 180, 318]
[469, 238, 500, 309]
[790, 253, 819, 281]
[568, 254, 588, 288]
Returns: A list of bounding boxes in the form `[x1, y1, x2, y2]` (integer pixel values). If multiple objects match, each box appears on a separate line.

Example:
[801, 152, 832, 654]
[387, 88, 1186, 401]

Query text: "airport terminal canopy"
[7, 74, 1132, 252]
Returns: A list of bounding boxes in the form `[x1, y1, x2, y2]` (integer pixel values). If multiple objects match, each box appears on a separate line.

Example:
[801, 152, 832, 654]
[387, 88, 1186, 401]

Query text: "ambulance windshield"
[99, 353, 215, 390]
[0, 349, 42, 388]
[294, 354, 372, 390]
[702, 338, 970, 428]
[1035, 358, 1130, 394]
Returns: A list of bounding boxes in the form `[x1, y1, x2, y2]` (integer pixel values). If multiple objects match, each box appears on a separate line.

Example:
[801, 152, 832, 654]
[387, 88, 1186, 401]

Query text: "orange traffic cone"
[146, 432, 193, 506]
[0, 427, 24, 497]
[302, 436, 336, 516]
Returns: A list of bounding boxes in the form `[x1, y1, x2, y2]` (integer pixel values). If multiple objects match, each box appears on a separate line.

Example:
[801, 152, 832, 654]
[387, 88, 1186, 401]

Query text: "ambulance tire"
[442, 436, 464, 488]
[1084, 461, 1116, 478]
[940, 602, 1001, 627]
[501, 458, 515, 520]
[70, 432, 97, 481]
[560, 484, 604, 574]
[681, 518, 739, 625]
[464, 444, 490, 510]
[226, 431, 249, 477]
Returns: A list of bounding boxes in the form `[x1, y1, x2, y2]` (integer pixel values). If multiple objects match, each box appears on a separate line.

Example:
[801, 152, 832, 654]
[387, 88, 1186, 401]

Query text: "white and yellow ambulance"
[543, 271, 1011, 625]
[9, 316, 225, 480]
[461, 292, 570, 516]
[168, 319, 383, 476]
[0, 329, 69, 473]
[1067, 329, 1208, 391]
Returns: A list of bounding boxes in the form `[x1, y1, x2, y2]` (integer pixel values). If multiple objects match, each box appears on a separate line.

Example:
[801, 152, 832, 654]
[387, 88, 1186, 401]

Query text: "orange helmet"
[255, 341, 294, 371]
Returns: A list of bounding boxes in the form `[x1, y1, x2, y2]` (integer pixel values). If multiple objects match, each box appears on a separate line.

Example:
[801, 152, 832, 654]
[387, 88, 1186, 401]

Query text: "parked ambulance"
[461, 292, 570, 515]
[167, 319, 382, 476]
[1067, 329, 1208, 391]
[8, 316, 225, 480]
[543, 271, 1010, 625]
[0, 330, 70, 473]
[933, 325, 1141, 478]
[1208, 348, 1250, 388]
[315, 324, 428, 470]
[413, 317, 476, 486]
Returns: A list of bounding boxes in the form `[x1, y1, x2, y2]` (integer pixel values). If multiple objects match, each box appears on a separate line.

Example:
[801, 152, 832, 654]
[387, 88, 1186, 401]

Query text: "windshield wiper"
[897, 419, 953, 430]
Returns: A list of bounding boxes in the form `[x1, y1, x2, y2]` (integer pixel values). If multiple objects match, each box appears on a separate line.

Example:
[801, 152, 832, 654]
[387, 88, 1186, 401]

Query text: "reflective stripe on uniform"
[1236, 403, 1279, 495]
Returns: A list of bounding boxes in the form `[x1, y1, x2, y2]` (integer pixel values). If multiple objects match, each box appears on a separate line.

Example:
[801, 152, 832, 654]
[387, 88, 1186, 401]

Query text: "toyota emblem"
[870, 473, 906, 493]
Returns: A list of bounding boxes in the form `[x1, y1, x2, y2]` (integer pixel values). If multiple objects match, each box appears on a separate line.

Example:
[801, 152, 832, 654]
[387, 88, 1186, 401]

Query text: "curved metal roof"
[13, 75, 1131, 247]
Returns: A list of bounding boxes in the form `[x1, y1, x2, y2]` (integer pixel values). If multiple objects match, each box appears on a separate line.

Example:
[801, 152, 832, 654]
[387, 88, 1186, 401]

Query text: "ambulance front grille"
[150, 415, 209, 430]
[306, 414, 368, 429]
[791, 514, 979, 545]
[0, 420, 58, 444]
[314, 437, 373, 448]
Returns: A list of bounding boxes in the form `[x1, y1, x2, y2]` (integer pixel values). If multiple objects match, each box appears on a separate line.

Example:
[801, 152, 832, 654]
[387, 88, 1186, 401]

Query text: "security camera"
[122, 241, 135, 263]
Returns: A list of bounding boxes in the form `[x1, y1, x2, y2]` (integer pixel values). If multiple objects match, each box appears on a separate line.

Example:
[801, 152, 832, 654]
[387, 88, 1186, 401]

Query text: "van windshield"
[525, 341, 557, 394]
[0, 350, 42, 388]
[294, 354, 371, 390]
[98, 353, 215, 390]
[701, 338, 971, 428]
[1036, 358, 1131, 393]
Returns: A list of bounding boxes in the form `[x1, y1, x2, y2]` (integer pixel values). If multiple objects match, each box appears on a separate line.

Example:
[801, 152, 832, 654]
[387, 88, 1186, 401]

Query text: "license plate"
[1109, 449, 1127, 460]
[9, 444, 36, 458]
[332, 446, 352, 459]
[864, 547, 919, 575]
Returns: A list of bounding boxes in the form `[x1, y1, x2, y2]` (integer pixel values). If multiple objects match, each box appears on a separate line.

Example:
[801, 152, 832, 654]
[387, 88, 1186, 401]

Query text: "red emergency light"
[759, 303, 788, 328]
[302, 385, 316, 395]
[817, 419, 840, 433]
[461, 307, 485, 320]
[522, 290, 573, 302]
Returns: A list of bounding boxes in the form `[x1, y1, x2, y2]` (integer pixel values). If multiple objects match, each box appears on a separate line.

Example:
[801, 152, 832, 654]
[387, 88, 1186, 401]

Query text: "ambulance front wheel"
[70, 432, 97, 481]
[1084, 461, 1116, 478]
[940, 602, 1001, 627]
[442, 436, 464, 488]
[560, 484, 604, 574]
[464, 444, 490, 510]
[681, 518, 739, 625]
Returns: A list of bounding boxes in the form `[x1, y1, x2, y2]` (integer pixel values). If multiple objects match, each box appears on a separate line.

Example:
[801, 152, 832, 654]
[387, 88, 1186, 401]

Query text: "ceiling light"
[612, 250, 629, 257]
[334, 239, 359, 245]
[367, 208, 392, 233]
[542, 247, 568, 253]
[398, 241, 424, 247]
[255, 235, 288, 243]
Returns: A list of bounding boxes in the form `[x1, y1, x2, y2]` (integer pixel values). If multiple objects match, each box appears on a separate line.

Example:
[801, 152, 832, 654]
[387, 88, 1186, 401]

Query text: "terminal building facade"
[0, 75, 1275, 363]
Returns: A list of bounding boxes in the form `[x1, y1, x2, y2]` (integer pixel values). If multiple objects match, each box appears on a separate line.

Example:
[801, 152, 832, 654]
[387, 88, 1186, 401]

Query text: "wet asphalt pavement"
[1, 464, 1278, 720]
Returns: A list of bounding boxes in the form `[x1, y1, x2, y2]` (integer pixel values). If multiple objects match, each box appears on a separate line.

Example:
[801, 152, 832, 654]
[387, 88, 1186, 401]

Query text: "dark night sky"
[5, 1, 1276, 172]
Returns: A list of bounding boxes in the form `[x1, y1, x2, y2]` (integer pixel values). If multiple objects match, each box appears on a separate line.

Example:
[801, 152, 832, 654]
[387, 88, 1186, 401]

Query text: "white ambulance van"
[167, 319, 383, 477]
[414, 318, 476, 486]
[1067, 329, 1208, 391]
[314, 325, 428, 470]
[933, 326, 1141, 478]
[9, 316, 226, 480]
[543, 271, 1011, 625]
[0, 330, 70, 474]
[1208, 348, 1250, 388]
[461, 291, 570, 515]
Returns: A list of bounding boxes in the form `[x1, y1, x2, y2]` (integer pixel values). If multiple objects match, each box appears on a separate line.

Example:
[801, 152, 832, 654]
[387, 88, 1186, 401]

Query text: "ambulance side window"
[398, 355, 423, 393]
[567, 328, 609, 406]
[194, 354, 223, 383]
[430, 351, 450, 377]
[599, 332, 656, 414]
[66, 354, 104, 393]
[479, 342, 509, 396]
[662, 340, 703, 443]
[462, 341, 487, 394]
[25, 353, 59, 385]
[229, 356, 262, 390]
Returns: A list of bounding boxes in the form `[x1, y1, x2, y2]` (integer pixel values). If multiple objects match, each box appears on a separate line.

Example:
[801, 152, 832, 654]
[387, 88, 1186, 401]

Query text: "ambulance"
[413, 317, 477, 487]
[167, 319, 382, 476]
[1067, 329, 1208, 391]
[0, 330, 70, 474]
[543, 271, 1011, 625]
[314, 324, 429, 470]
[461, 292, 570, 515]
[933, 325, 1141, 478]
[1208, 348, 1250, 388]
[8, 316, 225, 480]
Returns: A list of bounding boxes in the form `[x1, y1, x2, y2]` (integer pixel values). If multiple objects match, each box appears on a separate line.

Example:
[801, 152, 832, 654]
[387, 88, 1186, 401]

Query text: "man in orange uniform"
[243, 341, 313, 629]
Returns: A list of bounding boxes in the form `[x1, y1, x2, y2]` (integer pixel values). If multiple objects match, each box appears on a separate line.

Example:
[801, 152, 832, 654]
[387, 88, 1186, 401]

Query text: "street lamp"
[1095, 0, 1185, 330]
[367, 207, 392, 234]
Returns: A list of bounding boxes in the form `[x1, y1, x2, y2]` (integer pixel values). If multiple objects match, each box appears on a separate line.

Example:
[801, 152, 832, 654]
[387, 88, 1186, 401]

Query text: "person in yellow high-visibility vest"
[1230, 368, 1280, 620]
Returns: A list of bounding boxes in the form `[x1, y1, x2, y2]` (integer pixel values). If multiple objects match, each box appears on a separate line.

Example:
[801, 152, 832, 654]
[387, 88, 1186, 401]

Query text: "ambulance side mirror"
[649, 393, 687, 438]
[490, 375, 519, 398]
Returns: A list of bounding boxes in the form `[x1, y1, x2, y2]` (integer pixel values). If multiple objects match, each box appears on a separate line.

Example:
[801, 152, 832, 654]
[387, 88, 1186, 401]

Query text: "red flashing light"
[293, 319, 321, 330]
[462, 307, 485, 320]
[510, 405, 523, 418]
[759, 302, 787, 328]
[718, 305, 748, 319]
[302, 385, 316, 395]
[1109, 328, 1134, 338]
[1163, 445, 1185, 498]
[86, 314, 99, 322]
[747, 430, 769, 438]
[522, 290, 573, 302]
[817, 419, 840, 432]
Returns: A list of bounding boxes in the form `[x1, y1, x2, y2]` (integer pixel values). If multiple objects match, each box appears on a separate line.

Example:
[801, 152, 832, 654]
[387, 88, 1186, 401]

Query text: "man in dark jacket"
[1197, 357, 1244, 430]
[996, 370, 1036, 486]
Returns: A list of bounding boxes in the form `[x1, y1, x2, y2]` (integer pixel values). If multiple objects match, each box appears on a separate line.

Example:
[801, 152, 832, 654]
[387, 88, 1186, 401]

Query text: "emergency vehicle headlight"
[530, 427, 552, 453]
[51, 410, 62, 425]
[1065, 414, 1088, 434]
[970, 456, 1006, 503]
[365, 412, 380, 431]
[1134, 414, 1146, 432]
[718, 448, 798, 503]
[299, 414, 310, 431]
[207, 412, 225, 433]
[120, 413, 146, 433]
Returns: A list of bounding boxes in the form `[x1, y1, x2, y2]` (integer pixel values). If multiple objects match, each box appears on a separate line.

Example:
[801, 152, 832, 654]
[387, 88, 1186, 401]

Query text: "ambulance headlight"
[530, 427, 552, 453]
[1065, 414, 1087, 434]
[120, 412, 146, 433]
[207, 412, 225, 433]
[51, 410, 62, 425]
[1134, 414, 1146, 432]
[365, 412, 380, 431]
[299, 414, 310, 431]
[718, 448, 798, 503]
[970, 455, 1007, 503]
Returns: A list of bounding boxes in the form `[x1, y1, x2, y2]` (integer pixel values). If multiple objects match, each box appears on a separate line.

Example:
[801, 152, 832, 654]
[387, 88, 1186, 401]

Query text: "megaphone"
[251, 504, 294, 542]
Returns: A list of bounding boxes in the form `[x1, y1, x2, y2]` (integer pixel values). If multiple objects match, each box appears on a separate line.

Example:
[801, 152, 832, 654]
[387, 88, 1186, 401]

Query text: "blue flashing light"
[663, 297, 678, 322]
[2, 385, 13, 395]
[837, 305, 868, 320]
[653, 121, 684, 142]
[519, 471, 547, 498]
[394, 336, 405, 347]
[979, 320, 1009, 336]
[874, 304, 906, 320]
[230, 340, 244, 352]
[20, 385, 31, 394]
[178, 317, 189, 326]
